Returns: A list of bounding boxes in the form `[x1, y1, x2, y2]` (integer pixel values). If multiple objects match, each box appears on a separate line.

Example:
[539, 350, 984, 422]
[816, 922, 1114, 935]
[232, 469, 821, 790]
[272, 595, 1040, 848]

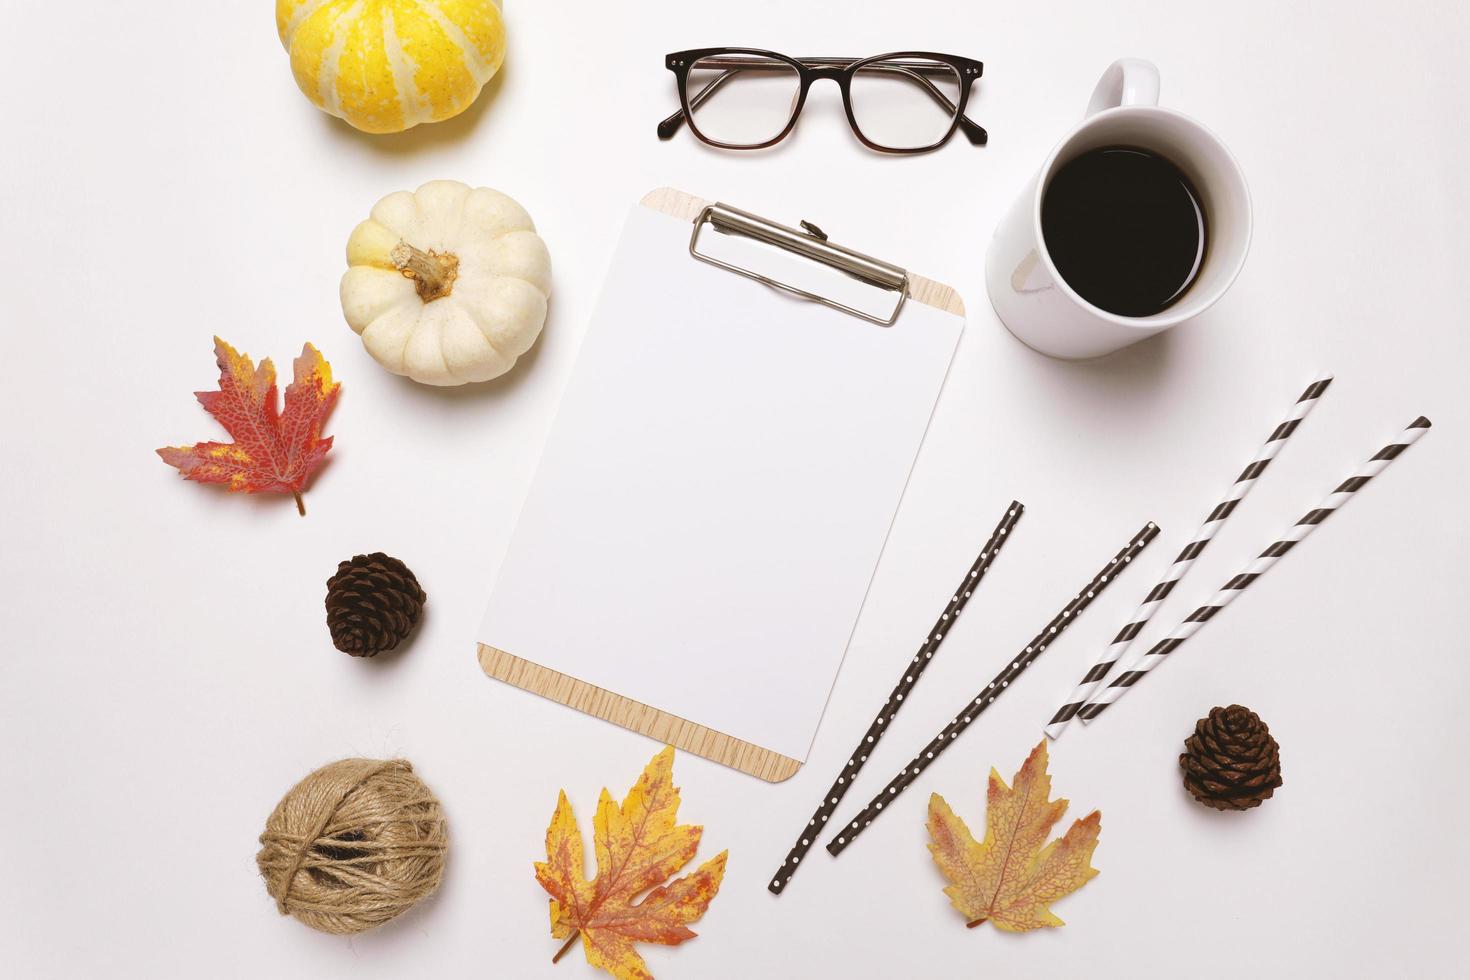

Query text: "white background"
[2, 2, 1467, 977]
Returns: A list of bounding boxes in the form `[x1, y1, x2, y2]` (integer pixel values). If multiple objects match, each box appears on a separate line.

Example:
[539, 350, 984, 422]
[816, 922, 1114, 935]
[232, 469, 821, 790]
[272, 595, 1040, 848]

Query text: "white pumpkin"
[340, 180, 550, 385]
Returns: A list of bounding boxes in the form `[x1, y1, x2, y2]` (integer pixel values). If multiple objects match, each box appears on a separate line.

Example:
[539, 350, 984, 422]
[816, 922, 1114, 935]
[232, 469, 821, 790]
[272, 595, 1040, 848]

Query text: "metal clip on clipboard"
[689, 203, 911, 326]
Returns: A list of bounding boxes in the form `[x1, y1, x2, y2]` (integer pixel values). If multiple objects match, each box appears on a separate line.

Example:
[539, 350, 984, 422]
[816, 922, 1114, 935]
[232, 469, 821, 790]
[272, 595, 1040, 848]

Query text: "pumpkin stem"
[391, 241, 459, 302]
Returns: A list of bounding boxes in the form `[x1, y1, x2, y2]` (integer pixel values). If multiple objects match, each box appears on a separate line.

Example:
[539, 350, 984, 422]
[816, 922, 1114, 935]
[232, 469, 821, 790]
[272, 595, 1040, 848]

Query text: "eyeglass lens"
[686, 55, 801, 147]
[848, 58, 961, 150]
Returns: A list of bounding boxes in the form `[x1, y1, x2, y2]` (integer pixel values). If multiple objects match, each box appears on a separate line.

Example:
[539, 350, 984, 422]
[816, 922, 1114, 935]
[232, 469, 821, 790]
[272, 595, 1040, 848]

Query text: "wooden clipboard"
[478, 187, 964, 782]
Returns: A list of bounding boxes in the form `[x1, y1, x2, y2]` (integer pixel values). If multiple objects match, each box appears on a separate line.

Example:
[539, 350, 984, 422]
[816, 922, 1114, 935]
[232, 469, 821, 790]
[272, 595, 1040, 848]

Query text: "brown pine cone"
[325, 553, 426, 657]
[1179, 705, 1282, 811]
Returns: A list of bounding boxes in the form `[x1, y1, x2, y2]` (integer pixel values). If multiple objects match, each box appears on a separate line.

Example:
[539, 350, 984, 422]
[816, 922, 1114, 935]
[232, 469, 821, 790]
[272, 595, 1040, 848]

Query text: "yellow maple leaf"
[926, 739, 1100, 932]
[535, 746, 728, 980]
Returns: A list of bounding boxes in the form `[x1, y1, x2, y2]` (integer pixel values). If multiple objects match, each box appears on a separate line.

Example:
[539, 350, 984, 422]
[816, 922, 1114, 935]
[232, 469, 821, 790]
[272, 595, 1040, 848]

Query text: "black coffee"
[1041, 146, 1206, 318]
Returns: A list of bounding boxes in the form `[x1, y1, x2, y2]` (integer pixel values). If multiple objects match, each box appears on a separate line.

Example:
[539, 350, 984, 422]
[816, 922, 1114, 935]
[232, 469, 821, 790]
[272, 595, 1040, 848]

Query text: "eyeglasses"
[658, 49, 986, 153]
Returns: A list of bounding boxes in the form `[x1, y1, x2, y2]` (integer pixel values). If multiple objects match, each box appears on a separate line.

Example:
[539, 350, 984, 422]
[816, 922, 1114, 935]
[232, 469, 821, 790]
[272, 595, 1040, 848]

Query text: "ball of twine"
[256, 758, 447, 935]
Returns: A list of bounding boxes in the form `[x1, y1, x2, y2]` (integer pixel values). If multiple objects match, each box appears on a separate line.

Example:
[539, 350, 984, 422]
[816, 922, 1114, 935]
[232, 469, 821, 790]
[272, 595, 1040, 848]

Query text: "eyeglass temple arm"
[872, 64, 987, 145]
[657, 62, 987, 145]
[657, 69, 742, 139]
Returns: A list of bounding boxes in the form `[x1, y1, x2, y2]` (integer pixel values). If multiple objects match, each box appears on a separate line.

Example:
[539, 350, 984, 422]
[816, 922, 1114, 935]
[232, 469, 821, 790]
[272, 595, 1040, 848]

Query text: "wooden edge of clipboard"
[641, 186, 967, 318]
[476, 187, 964, 784]
[478, 644, 802, 782]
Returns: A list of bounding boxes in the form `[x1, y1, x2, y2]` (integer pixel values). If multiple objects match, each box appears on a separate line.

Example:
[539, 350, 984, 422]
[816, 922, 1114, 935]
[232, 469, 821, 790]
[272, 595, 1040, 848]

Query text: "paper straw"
[824, 522, 1158, 857]
[1078, 416, 1431, 723]
[767, 501, 1024, 895]
[1044, 374, 1333, 739]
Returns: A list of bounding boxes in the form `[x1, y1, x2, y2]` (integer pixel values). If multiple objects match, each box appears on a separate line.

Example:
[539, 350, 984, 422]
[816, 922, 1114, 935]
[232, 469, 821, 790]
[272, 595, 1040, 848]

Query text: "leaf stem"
[552, 931, 580, 964]
[966, 917, 988, 929]
[293, 491, 306, 516]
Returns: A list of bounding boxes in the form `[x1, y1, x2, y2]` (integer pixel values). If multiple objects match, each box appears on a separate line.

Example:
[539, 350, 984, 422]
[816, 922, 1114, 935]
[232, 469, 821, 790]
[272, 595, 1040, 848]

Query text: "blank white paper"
[478, 205, 963, 761]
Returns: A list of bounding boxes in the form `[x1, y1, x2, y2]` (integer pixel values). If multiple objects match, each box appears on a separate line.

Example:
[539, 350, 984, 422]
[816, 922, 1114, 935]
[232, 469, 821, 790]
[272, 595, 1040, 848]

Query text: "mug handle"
[1085, 58, 1160, 116]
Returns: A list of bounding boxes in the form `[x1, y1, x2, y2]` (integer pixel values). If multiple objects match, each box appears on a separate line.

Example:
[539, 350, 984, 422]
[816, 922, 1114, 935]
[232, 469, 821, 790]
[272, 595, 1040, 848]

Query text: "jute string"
[256, 758, 447, 935]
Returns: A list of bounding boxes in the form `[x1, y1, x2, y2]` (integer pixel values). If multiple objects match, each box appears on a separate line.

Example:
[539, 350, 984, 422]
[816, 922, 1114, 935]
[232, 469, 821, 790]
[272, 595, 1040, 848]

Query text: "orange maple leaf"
[157, 337, 339, 516]
[535, 746, 728, 980]
[927, 740, 1100, 932]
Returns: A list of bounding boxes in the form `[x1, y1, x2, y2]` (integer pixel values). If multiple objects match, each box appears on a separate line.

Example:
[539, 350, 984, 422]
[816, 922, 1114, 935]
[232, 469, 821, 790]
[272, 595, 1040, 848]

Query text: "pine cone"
[325, 553, 426, 657]
[1179, 705, 1282, 811]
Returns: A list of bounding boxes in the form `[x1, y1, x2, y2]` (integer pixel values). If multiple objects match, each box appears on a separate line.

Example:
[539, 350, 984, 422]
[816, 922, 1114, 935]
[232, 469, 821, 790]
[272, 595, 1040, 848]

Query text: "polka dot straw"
[766, 501, 1024, 895]
[825, 522, 1159, 858]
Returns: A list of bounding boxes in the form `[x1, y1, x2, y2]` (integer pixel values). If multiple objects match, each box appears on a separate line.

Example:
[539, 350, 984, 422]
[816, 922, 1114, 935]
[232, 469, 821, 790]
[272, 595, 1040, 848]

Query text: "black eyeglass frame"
[659, 48, 987, 153]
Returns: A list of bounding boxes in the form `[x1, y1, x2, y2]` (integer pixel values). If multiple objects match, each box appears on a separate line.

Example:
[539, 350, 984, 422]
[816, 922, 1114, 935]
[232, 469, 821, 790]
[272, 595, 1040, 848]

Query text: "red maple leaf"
[157, 337, 339, 515]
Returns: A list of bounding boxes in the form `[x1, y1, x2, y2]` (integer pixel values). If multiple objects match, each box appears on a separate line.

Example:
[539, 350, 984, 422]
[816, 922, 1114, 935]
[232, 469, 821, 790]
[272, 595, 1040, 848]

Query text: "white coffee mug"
[985, 59, 1252, 359]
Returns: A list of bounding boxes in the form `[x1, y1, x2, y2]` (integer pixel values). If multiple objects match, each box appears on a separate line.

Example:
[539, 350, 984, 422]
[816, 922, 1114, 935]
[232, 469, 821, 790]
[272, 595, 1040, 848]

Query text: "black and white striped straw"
[767, 501, 1024, 895]
[1044, 374, 1333, 739]
[1078, 416, 1431, 723]
[825, 522, 1158, 858]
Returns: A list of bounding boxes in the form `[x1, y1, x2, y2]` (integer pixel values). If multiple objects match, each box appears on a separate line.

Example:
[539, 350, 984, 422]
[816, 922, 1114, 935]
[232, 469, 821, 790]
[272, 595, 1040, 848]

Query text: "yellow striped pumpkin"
[276, 0, 506, 134]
